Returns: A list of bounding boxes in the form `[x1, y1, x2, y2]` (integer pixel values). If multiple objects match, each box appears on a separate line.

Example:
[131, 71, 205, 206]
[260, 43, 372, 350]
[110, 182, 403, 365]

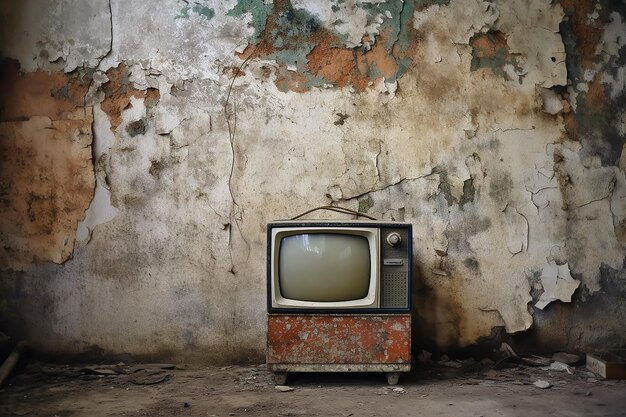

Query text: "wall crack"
[342, 168, 437, 201]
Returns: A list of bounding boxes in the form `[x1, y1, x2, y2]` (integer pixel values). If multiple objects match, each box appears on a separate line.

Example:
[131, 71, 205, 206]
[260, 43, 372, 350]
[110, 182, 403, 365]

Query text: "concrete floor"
[0, 361, 625, 417]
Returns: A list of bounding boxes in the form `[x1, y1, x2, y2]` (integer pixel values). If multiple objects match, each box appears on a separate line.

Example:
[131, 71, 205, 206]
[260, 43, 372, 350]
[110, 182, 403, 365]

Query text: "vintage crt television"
[267, 220, 412, 312]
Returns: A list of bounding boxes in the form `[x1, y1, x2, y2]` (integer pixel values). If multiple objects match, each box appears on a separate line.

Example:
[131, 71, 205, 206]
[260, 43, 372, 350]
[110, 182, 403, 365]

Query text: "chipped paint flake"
[535, 262, 581, 310]
[76, 105, 119, 244]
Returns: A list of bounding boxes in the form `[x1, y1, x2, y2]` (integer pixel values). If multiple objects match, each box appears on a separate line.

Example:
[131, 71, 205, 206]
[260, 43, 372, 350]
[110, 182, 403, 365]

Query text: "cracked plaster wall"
[0, 0, 624, 362]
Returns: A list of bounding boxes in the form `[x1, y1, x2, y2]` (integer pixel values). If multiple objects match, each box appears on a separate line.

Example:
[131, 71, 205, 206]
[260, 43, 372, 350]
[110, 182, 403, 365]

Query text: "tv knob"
[386, 232, 401, 246]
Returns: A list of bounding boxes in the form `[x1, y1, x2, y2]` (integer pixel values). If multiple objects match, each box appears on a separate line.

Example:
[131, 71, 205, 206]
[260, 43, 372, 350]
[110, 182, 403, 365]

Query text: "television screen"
[278, 233, 371, 302]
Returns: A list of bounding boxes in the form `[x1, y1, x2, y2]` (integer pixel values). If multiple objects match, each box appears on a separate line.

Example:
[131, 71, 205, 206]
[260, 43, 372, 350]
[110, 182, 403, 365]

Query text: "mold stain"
[413, 276, 498, 352]
[126, 119, 147, 137]
[559, 0, 626, 166]
[488, 172, 513, 208]
[227, 0, 273, 43]
[357, 194, 374, 213]
[176, 2, 215, 20]
[459, 178, 475, 209]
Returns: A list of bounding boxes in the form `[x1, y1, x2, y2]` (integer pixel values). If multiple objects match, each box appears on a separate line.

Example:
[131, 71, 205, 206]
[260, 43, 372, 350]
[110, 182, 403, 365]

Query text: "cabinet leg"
[273, 372, 288, 385]
[386, 372, 400, 385]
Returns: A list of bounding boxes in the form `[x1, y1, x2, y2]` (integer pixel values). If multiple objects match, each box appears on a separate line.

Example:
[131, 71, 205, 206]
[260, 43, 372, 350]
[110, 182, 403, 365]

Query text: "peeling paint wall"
[0, 0, 624, 362]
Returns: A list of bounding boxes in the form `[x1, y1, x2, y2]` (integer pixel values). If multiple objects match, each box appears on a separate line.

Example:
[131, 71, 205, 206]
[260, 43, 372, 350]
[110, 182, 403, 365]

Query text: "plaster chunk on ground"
[535, 262, 580, 310]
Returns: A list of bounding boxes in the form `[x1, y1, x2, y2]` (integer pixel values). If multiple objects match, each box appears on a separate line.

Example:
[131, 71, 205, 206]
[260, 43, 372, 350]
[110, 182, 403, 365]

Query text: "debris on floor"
[129, 369, 173, 385]
[438, 355, 463, 368]
[80, 367, 118, 376]
[417, 350, 434, 366]
[36, 362, 177, 386]
[0, 358, 624, 416]
[0, 341, 26, 387]
[520, 355, 552, 367]
[586, 350, 626, 379]
[545, 361, 574, 374]
[534, 379, 552, 389]
[552, 352, 583, 365]
[494, 343, 555, 368]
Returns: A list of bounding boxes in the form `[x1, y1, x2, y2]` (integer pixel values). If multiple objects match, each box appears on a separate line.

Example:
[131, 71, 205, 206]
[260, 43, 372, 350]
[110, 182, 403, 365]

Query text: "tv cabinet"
[267, 314, 411, 385]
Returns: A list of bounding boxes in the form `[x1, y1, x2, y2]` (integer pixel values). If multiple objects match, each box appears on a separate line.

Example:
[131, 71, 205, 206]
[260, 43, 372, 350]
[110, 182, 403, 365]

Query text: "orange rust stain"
[0, 59, 95, 270]
[469, 31, 509, 59]
[305, 29, 402, 92]
[357, 31, 400, 80]
[100, 63, 160, 131]
[561, 98, 572, 114]
[306, 33, 355, 88]
[274, 65, 309, 93]
[236, 42, 271, 63]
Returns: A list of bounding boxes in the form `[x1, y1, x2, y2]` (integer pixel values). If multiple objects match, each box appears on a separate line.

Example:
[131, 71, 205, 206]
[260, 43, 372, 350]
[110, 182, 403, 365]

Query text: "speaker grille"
[381, 271, 408, 308]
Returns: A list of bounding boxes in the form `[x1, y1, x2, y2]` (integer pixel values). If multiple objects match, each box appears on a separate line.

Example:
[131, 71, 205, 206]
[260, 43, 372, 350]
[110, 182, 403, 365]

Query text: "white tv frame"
[270, 227, 381, 309]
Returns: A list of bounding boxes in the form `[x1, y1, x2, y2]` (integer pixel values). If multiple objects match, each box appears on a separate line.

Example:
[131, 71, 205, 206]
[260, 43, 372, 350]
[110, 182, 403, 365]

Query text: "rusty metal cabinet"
[267, 314, 411, 385]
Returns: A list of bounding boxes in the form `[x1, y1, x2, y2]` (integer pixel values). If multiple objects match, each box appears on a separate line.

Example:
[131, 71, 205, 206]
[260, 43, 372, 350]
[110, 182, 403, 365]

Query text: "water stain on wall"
[0, 59, 95, 270]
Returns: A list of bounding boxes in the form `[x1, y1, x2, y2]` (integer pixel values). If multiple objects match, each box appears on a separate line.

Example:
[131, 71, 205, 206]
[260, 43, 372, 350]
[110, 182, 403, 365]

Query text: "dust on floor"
[0, 361, 625, 417]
